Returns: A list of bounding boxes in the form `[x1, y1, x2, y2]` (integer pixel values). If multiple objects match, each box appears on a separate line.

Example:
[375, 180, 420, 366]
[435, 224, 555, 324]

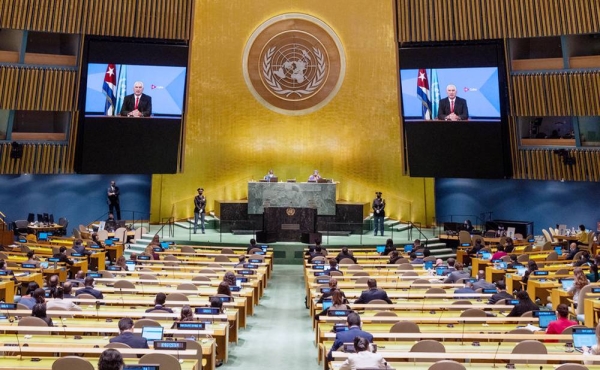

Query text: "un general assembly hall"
[0, 1, 600, 370]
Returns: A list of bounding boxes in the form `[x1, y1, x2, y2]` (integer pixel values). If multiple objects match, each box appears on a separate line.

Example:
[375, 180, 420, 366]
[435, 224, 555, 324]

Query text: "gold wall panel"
[397, 0, 600, 42]
[151, 0, 436, 225]
[0, 0, 192, 39]
[0, 66, 76, 111]
[513, 148, 600, 182]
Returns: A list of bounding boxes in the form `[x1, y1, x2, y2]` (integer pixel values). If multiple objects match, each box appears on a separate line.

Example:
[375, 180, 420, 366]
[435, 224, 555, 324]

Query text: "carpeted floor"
[222, 264, 320, 370]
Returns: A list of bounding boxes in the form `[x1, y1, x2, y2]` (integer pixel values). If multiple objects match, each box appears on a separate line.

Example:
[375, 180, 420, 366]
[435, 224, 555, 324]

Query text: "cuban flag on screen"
[115, 64, 127, 115]
[102, 64, 117, 116]
[417, 68, 432, 120]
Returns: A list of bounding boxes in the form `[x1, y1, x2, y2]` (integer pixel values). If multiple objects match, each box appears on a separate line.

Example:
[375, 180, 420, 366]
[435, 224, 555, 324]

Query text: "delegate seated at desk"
[437, 84, 469, 121]
[119, 81, 152, 117]
[308, 169, 321, 181]
[110, 317, 149, 348]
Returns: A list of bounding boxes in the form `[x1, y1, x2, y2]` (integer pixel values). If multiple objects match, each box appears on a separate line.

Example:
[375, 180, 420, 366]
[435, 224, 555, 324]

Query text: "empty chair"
[105, 342, 135, 358]
[472, 235, 484, 246]
[163, 255, 179, 261]
[214, 255, 231, 263]
[352, 271, 369, 277]
[541, 241, 553, 251]
[425, 287, 446, 294]
[97, 229, 109, 241]
[412, 279, 432, 284]
[400, 271, 418, 280]
[542, 229, 554, 243]
[511, 339, 547, 364]
[555, 268, 570, 275]
[374, 311, 397, 317]
[458, 231, 471, 245]
[554, 364, 589, 370]
[410, 340, 446, 362]
[329, 271, 343, 277]
[114, 227, 127, 242]
[394, 258, 409, 264]
[52, 356, 94, 370]
[248, 248, 262, 254]
[181, 246, 196, 254]
[347, 264, 363, 270]
[178, 339, 204, 366]
[449, 300, 472, 311]
[397, 263, 414, 271]
[504, 328, 534, 342]
[134, 318, 162, 329]
[139, 274, 159, 284]
[522, 244, 533, 253]
[390, 320, 420, 333]
[114, 280, 136, 289]
[166, 292, 189, 304]
[428, 360, 466, 370]
[75, 293, 96, 302]
[177, 283, 198, 292]
[423, 256, 436, 262]
[460, 308, 486, 318]
[198, 269, 216, 274]
[355, 277, 370, 284]
[367, 299, 389, 305]
[192, 275, 211, 282]
[517, 254, 530, 263]
[208, 263, 223, 269]
[521, 311, 534, 317]
[338, 258, 355, 265]
[139, 353, 182, 370]
[501, 255, 512, 262]
[18, 317, 51, 335]
[100, 271, 116, 279]
[220, 247, 235, 254]
[546, 251, 558, 261]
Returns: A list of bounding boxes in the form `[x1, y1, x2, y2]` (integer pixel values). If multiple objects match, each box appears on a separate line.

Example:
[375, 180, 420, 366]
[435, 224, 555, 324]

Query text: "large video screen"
[399, 41, 511, 179]
[400, 67, 500, 120]
[85, 64, 186, 117]
[75, 37, 189, 174]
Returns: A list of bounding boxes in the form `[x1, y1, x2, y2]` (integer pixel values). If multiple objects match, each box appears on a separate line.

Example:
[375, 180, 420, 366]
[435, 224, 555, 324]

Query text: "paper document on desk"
[521, 323, 543, 332]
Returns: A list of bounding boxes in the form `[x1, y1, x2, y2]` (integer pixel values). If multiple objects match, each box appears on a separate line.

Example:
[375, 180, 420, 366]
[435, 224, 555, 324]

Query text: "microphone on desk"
[460, 319, 466, 345]
[95, 301, 101, 321]
[59, 316, 67, 338]
[119, 288, 124, 304]
[436, 308, 444, 327]
[491, 341, 502, 367]
[14, 332, 23, 360]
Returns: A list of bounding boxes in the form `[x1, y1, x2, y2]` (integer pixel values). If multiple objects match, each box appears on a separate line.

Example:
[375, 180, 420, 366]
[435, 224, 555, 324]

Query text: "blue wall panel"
[435, 178, 600, 234]
[0, 174, 151, 229]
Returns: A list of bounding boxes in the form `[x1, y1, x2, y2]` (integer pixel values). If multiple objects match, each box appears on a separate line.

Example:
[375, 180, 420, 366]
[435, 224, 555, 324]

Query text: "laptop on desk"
[141, 326, 164, 347]
[572, 327, 596, 352]
[560, 278, 574, 291]
[533, 310, 557, 329]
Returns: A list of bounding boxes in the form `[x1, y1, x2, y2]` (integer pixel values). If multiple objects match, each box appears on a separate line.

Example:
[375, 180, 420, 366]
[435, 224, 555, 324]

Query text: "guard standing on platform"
[194, 188, 206, 234]
[372, 191, 385, 236]
[107, 181, 121, 220]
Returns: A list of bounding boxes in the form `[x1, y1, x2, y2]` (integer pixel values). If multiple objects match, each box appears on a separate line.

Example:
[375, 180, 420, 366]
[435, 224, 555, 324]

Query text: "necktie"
[450, 100, 454, 113]
[135, 96, 139, 110]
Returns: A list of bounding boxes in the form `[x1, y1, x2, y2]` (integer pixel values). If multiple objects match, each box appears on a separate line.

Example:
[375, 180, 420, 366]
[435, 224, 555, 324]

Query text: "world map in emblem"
[243, 14, 346, 116]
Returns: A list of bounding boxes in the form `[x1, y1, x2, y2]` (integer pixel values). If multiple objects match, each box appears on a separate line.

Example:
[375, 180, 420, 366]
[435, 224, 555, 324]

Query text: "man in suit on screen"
[120, 81, 152, 117]
[437, 84, 469, 121]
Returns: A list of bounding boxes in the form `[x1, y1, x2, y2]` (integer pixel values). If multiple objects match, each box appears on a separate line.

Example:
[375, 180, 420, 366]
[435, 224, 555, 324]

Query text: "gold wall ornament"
[286, 207, 296, 216]
[243, 13, 346, 115]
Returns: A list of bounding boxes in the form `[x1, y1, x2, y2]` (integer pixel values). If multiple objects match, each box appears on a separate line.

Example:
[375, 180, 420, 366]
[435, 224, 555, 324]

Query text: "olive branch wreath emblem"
[262, 46, 326, 98]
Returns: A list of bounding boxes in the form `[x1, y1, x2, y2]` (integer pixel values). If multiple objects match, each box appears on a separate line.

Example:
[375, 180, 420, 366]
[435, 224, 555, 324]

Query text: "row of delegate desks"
[302, 249, 592, 370]
[0, 324, 203, 370]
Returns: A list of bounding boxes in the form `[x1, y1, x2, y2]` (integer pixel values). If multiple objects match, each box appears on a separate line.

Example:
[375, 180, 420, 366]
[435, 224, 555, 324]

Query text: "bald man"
[437, 84, 469, 121]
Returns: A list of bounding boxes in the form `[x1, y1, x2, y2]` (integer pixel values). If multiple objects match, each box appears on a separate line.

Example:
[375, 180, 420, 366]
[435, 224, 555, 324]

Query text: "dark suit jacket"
[437, 96, 469, 120]
[76, 286, 104, 299]
[145, 304, 174, 313]
[109, 332, 149, 348]
[354, 288, 392, 304]
[120, 93, 152, 117]
[488, 290, 513, 304]
[52, 253, 74, 266]
[328, 326, 374, 360]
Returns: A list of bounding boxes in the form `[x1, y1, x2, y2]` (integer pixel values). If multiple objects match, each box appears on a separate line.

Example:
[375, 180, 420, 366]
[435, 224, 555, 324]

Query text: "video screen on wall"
[399, 41, 512, 179]
[75, 37, 189, 174]
[85, 64, 186, 117]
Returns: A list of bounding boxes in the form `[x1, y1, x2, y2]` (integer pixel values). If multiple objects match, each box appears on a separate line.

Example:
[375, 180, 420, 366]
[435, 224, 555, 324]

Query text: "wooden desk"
[0, 280, 15, 303]
[26, 224, 62, 236]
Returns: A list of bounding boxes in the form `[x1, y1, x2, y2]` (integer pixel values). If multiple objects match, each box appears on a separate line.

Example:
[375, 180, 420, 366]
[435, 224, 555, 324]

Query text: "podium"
[262, 207, 317, 242]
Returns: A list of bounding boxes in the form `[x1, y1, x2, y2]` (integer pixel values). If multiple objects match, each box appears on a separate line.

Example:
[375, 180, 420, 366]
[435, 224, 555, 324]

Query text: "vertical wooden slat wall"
[397, 0, 600, 182]
[0, 0, 193, 174]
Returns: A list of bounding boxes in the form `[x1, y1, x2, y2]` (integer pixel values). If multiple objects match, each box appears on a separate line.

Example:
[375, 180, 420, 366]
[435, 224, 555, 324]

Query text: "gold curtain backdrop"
[151, 0, 435, 225]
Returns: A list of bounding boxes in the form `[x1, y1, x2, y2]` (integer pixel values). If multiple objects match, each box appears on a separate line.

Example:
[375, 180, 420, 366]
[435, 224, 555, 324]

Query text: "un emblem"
[243, 14, 346, 115]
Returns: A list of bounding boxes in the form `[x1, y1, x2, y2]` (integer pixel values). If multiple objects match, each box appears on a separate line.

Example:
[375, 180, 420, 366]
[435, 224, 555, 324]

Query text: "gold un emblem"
[243, 13, 346, 115]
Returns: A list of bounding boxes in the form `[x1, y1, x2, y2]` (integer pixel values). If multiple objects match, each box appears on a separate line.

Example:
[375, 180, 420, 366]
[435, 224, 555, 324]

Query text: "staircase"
[173, 216, 218, 232]
[423, 238, 455, 260]
[123, 233, 156, 259]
